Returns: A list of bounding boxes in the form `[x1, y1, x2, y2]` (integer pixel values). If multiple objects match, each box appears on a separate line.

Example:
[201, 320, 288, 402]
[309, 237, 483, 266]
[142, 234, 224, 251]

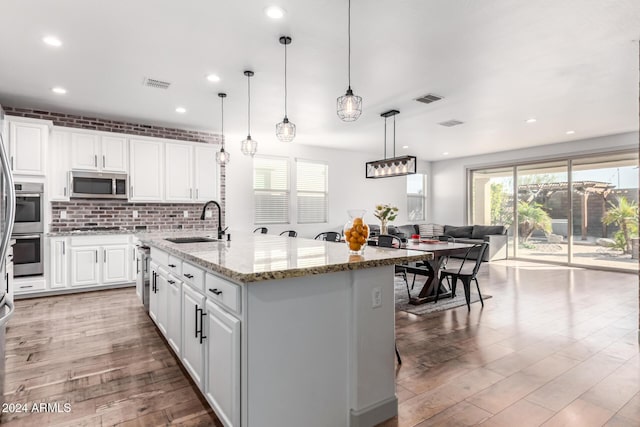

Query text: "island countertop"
[138, 231, 433, 283]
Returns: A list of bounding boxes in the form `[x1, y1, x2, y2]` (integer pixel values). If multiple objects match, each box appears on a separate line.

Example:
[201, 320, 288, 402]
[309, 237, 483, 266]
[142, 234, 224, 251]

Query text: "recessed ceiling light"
[402, 145, 409, 149]
[265, 6, 286, 19]
[442, 152, 449, 156]
[43, 36, 62, 47]
[566, 130, 575, 135]
[206, 74, 220, 83]
[51, 87, 67, 95]
[526, 118, 537, 124]
[175, 107, 186, 114]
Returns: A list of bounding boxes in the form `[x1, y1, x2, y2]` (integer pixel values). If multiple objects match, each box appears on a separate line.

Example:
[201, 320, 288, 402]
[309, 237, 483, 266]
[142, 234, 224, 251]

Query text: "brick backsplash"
[51, 200, 224, 232]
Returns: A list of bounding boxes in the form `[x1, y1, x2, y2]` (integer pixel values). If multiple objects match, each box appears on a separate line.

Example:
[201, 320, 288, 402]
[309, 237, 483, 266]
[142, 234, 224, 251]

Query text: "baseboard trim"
[350, 395, 398, 427]
[15, 283, 135, 299]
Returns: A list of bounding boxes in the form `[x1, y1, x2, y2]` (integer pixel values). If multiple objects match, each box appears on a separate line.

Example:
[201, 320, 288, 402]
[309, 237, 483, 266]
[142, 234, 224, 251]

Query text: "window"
[254, 156, 289, 224]
[407, 174, 426, 221]
[296, 159, 328, 223]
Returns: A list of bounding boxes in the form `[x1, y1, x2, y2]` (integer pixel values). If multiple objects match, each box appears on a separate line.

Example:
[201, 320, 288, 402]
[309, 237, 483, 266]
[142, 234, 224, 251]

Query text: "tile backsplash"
[51, 200, 223, 232]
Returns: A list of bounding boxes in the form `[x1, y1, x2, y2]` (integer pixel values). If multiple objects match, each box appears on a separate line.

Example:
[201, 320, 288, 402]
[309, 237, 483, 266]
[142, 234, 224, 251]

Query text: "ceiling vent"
[415, 93, 443, 104]
[143, 77, 171, 90]
[438, 119, 464, 127]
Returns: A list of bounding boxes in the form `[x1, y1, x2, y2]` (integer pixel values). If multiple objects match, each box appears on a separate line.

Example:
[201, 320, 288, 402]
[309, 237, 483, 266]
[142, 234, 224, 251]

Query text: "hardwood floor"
[1, 260, 638, 426]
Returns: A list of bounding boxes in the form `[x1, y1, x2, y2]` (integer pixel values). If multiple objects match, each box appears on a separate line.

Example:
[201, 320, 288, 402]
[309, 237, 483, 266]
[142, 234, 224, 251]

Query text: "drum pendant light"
[336, 0, 362, 122]
[276, 36, 296, 142]
[216, 93, 230, 165]
[241, 70, 258, 156]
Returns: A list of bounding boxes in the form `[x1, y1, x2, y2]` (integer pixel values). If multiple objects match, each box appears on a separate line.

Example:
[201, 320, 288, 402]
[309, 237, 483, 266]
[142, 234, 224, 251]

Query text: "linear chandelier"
[365, 109, 416, 179]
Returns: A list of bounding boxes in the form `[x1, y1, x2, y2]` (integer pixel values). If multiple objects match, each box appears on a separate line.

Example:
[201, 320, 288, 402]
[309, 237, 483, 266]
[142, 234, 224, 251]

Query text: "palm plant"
[602, 197, 638, 254]
[517, 201, 552, 242]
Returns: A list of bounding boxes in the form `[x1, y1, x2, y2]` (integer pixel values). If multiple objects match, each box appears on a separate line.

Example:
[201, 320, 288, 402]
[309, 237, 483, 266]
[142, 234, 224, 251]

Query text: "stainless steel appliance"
[12, 233, 43, 277]
[14, 182, 43, 234]
[136, 244, 150, 312]
[70, 171, 128, 199]
[0, 105, 17, 408]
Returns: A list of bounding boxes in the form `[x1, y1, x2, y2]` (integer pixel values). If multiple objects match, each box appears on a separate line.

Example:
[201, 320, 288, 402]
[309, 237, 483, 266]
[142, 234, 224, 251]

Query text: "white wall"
[224, 133, 429, 238]
[430, 131, 638, 225]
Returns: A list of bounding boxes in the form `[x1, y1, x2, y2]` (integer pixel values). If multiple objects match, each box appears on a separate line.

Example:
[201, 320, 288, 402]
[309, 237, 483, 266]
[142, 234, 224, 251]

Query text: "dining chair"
[280, 230, 298, 237]
[253, 227, 268, 234]
[314, 231, 341, 242]
[435, 242, 489, 310]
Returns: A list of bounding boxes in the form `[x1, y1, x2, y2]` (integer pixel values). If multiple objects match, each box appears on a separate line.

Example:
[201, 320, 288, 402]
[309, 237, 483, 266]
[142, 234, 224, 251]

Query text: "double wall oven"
[12, 183, 44, 277]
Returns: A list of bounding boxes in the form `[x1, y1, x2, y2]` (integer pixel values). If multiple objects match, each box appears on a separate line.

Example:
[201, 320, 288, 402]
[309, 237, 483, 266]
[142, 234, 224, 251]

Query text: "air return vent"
[415, 93, 442, 104]
[438, 119, 464, 127]
[143, 77, 171, 89]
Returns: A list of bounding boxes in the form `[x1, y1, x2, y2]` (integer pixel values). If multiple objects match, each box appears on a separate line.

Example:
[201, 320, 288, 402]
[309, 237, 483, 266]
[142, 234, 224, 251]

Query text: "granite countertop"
[47, 228, 217, 237]
[138, 231, 434, 283]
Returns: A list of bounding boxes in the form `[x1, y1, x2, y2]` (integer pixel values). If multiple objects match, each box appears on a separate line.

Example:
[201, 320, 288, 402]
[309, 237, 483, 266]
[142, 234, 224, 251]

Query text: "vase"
[380, 220, 388, 235]
[344, 209, 370, 255]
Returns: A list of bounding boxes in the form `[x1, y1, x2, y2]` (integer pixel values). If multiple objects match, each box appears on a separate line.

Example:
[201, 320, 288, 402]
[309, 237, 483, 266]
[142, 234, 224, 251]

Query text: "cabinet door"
[205, 300, 241, 427]
[71, 247, 100, 287]
[182, 284, 206, 389]
[129, 139, 163, 201]
[101, 135, 127, 172]
[194, 145, 218, 201]
[130, 245, 138, 283]
[48, 131, 70, 201]
[167, 278, 182, 356]
[165, 143, 193, 202]
[9, 121, 48, 175]
[71, 132, 100, 170]
[50, 238, 68, 289]
[155, 271, 169, 336]
[149, 262, 159, 323]
[102, 245, 129, 284]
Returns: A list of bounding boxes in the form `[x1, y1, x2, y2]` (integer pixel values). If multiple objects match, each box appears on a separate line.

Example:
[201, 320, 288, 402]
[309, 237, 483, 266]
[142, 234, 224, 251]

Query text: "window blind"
[296, 160, 328, 224]
[254, 157, 290, 224]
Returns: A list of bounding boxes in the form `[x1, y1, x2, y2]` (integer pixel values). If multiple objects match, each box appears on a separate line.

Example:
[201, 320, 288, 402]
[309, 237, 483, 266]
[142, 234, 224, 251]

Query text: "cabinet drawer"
[14, 280, 46, 293]
[151, 248, 169, 267]
[167, 255, 182, 276]
[205, 273, 241, 314]
[182, 261, 204, 292]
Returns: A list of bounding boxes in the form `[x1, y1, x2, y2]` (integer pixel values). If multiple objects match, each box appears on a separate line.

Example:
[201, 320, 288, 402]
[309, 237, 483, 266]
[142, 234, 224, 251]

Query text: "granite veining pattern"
[138, 231, 434, 283]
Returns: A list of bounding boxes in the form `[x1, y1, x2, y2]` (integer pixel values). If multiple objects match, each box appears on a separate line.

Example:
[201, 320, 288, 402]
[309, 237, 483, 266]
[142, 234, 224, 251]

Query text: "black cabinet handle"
[5, 272, 8, 293]
[184, 273, 194, 279]
[168, 280, 175, 284]
[168, 264, 176, 268]
[152, 271, 157, 293]
[209, 288, 222, 295]
[195, 306, 207, 344]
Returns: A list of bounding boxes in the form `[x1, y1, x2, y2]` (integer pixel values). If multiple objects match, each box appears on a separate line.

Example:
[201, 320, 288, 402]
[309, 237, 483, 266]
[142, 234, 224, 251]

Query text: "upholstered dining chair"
[314, 231, 341, 242]
[280, 230, 298, 237]
[253, 227, 268, 234]
[435, 242, 488, 310]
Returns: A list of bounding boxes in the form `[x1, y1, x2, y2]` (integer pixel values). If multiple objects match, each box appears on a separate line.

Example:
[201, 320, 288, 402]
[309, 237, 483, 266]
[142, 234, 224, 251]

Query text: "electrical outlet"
[60, 211, 67, 220]
[132, 210, 138, 219]
[372, 287, 382, 308]
[183, 211, 189, 218]
[205, 210, 213, 218]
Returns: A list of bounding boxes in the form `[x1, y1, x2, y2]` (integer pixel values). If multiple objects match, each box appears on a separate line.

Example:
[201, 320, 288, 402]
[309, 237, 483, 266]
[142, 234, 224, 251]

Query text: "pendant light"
[216, 92, 230, 165]
[241, 70, 258, 157]
[365, 109, 416, 179]
[276, 36, 296, 142]
[336, 0, 362, 122]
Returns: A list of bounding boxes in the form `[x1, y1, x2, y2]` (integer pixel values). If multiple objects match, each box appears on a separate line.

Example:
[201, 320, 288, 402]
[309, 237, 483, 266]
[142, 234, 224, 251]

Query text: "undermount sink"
[165, 236, 219, 244]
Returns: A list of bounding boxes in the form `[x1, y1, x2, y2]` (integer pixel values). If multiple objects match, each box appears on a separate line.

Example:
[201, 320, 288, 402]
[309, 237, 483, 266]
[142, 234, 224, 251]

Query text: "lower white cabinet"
[205, 300, 241, 427]
[182, 282, 206, 390]
[102, 245, 129, 284]
[154, 269, 169, 336]
[50, 237, 68, 289]
[71, 246, 100, 287]
[167, 276, 182, 356]
[149, 262, 160, 323]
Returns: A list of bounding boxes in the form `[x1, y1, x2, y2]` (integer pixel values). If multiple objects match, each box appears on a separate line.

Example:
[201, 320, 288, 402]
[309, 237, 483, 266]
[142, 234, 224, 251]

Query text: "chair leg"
[395, 343, 402, 364]
[450, 276, 458, 298]
[434, 274, 445, 303]
[474, 277, 484, 306]
[462, 278, 472, 311]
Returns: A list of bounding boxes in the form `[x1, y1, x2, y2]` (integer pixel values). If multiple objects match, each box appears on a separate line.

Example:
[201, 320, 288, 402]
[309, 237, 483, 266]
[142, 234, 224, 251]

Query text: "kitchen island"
[138, 231, 433, 427]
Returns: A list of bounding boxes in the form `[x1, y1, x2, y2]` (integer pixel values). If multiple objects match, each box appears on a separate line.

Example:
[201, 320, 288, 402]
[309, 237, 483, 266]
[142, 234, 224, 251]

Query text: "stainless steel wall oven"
[12, 183, 44, 277]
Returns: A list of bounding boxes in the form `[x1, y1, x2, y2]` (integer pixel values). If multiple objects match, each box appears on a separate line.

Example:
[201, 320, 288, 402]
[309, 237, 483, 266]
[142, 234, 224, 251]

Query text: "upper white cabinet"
[48, 131, 70, 201]
[194, 145, 218, 202]
[165, 142, 194, 202]
[129, 139, 163, 201]
[8, 119, 49, 176]
[71, 132, 127, 172]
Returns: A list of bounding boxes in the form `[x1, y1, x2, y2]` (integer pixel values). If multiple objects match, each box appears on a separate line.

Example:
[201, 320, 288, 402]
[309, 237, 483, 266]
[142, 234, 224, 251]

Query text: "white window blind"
[296, 160, 328, 224]
[254, 157, 290, 224]
[407, 174, 426, 221]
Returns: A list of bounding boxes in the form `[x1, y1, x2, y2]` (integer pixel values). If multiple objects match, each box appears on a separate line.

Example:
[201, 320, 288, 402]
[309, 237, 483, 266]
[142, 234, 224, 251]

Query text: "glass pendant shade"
[337, 87, 362, 122]
[276, 116, 296, 143]
[216, 147, 230, 165]
[241, 135, 258, 156]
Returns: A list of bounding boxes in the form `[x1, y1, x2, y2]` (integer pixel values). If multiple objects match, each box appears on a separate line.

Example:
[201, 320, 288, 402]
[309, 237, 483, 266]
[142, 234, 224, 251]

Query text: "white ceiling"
[0, 0, 638, 160]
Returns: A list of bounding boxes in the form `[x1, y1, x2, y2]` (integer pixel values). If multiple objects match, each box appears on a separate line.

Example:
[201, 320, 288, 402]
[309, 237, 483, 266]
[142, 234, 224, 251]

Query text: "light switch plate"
[372, 287, 382, 308]
[60, 211, 67, 220]
[132, 210, 138, 218]
[183, 211, 189, 218]
[205, 210, 213, 218]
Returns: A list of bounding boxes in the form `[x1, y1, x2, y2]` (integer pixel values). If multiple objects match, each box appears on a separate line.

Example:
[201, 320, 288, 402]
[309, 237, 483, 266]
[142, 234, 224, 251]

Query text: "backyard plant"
[517, 201, 552, 243]
[602, 197, 639, 254]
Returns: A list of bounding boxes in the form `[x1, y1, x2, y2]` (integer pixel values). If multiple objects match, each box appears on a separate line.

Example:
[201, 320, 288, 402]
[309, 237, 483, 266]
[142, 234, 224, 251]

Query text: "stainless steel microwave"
[70, 171, 128, 199]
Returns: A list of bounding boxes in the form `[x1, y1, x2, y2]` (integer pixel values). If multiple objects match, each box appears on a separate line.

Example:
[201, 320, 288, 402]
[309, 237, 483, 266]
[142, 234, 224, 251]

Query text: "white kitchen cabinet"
[167, 276, 182, 356]
[149, 262, 159, 323]
[205, 300, 241, 427]
[71, 246, 100, 287]
[101, 244, 129, 284]
[9, 119, 49, 176]
[129, 139, 163, 201]
[50, 237, 68, 289]
[165, 142, 193, 202]
[48, 131, 70, 201]
[182, 283, 206, 390]
[194, 145, 218, 201]
[154, 269, 169, 336]
[130, 244, 138, 283]
[71, 132, 127, 172]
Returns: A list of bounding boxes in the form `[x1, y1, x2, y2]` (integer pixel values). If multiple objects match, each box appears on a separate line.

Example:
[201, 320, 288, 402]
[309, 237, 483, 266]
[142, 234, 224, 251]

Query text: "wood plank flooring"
[1, 259, 638, 426]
